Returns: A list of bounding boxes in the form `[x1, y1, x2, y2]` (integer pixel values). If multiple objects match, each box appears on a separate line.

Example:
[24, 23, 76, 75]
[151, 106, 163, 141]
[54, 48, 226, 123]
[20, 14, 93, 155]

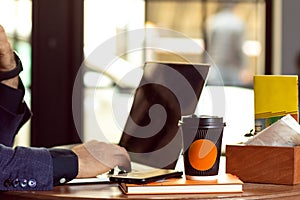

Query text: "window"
[82, 0, 267, 144]
[146, 0, 266, 87]
[83, 0, 145, 143]
[0, 0, 32, 146]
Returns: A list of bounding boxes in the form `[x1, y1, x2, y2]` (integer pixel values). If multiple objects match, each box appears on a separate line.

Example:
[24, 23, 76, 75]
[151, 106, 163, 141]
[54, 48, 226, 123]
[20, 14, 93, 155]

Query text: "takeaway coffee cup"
[181, 115, 225, 179]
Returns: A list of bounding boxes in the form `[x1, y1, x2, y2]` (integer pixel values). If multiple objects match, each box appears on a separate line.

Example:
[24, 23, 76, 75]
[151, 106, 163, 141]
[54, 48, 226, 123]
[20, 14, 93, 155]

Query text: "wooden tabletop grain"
[1, 182, 300, 200]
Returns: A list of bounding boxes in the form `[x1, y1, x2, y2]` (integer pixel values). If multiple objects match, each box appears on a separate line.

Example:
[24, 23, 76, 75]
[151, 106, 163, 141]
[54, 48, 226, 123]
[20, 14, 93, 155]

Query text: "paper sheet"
[245, 114, 300, 147]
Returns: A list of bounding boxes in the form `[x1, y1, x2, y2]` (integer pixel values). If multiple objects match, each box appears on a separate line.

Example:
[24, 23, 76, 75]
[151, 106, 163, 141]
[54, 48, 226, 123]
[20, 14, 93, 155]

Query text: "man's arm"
[0, 24, 131, 190]
[0, 25, 79, 190]
[0, 144, 53, 190]
[0, 80, 79, 190]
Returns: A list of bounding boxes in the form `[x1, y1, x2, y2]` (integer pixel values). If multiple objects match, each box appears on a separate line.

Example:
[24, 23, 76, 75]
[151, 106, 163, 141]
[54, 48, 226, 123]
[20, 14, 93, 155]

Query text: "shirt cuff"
[0, 78, 24, 113]
[49, 148, 78, 186]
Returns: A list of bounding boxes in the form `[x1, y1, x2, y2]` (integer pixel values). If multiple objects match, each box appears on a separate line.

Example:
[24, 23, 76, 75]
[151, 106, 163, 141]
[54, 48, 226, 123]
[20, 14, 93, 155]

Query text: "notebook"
[118, 173, 243, 194]
[69, 61, 210, 184]
[253, 75, 298, 131]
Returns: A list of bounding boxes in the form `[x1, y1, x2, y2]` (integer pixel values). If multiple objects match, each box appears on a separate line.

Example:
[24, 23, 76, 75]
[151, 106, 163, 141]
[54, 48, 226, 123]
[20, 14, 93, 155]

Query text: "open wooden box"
[226, 145, 300, 185]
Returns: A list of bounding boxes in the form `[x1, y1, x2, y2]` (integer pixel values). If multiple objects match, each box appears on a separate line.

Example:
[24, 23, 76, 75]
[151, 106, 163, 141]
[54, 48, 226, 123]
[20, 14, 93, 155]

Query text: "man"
[0, 25, 131, 191]
[206, 3, 246, 86]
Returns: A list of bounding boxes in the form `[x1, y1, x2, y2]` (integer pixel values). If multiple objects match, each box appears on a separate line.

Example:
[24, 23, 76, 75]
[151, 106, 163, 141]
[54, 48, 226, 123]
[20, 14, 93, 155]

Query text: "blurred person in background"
[206, 2, 246, 86]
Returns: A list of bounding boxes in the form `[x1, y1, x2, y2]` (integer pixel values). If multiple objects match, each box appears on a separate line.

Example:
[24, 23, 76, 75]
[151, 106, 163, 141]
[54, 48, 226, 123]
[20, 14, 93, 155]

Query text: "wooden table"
[2, 182, 300, 200]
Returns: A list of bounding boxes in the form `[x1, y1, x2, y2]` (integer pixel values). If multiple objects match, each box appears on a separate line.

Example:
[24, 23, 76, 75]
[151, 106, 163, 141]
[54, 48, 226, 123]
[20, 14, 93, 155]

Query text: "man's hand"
[0, 25, 18, 88]
[72, 140, 131, 178]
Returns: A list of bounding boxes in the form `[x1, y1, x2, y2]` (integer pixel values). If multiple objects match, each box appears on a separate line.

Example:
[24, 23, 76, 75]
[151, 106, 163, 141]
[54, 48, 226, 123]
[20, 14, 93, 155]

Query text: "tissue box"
[226, 145, 300, 185]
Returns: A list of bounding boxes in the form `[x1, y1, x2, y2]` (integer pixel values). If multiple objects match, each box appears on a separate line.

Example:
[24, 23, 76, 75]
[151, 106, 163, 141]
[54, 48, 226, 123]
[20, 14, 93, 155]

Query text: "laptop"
[69, 61, 210, 184]
[119, 61, 210, 170]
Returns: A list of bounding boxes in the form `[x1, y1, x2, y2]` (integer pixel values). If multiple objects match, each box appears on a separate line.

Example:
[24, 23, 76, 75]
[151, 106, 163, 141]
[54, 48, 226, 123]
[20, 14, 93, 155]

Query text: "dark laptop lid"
[119, 61, 210, 169]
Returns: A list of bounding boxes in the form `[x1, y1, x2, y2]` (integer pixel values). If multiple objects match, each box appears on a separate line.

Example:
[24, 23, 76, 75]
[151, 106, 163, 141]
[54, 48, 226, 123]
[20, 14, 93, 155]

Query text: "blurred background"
[0, 0, 298, 150]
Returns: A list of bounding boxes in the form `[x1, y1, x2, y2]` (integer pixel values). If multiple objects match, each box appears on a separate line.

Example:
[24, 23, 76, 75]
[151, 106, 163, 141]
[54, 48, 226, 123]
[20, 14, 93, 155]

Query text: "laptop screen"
[119, 61, 210, 169]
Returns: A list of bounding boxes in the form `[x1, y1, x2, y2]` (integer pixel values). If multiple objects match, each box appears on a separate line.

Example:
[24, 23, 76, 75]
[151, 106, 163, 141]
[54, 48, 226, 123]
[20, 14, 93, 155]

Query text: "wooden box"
[226, 145, 300, 185]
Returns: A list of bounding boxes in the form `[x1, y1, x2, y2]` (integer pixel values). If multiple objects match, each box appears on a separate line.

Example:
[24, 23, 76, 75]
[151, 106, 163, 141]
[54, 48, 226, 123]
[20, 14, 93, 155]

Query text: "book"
[118, 173, 243, 194]
[254, 75, 298, 132]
